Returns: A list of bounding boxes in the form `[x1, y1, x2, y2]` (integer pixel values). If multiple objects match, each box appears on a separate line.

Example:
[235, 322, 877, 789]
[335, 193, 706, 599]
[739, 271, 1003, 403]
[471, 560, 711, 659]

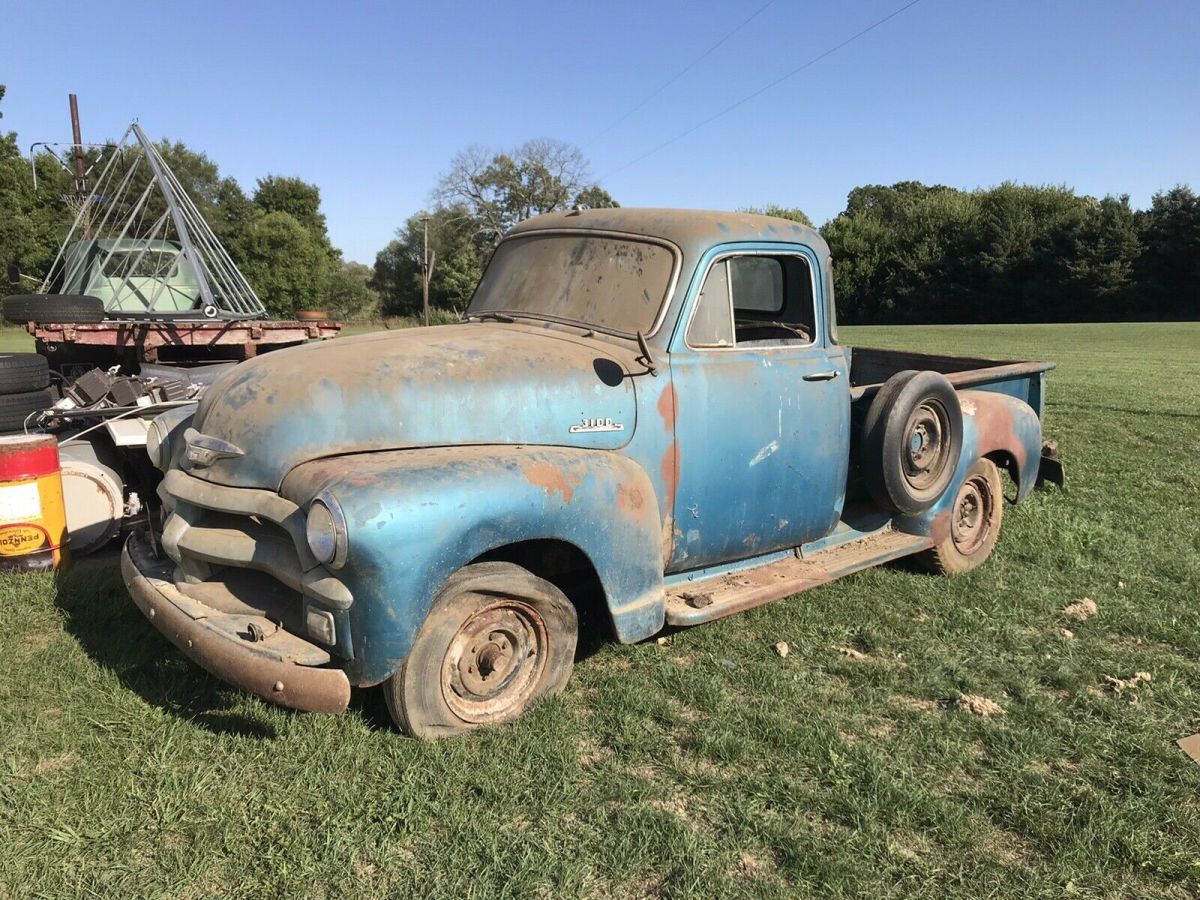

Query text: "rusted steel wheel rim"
[442, 599, 548, 724]
[951, 471, 994, 556]
[902, 400, 951, 494]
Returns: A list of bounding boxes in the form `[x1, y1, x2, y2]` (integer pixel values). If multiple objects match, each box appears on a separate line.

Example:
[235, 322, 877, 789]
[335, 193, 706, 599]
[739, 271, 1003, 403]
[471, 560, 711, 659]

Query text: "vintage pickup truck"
[123, 209, 1062, 737]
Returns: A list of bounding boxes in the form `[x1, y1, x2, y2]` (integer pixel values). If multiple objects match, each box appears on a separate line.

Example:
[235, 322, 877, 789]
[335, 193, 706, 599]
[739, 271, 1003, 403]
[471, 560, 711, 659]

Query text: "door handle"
[803, 370, 840, 381]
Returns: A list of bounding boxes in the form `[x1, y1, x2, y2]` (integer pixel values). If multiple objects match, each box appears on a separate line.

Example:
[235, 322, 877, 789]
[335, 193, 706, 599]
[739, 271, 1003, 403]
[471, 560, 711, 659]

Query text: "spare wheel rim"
[902, 399, 951, 495]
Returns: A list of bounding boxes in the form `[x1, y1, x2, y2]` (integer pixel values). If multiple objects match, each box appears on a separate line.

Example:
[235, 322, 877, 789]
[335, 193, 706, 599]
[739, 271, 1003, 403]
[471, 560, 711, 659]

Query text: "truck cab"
[123, 209, 1061, 738]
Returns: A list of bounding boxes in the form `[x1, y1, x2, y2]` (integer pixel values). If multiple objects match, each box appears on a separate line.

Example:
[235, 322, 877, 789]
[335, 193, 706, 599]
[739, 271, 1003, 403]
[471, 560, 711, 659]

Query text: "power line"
[587, 0, 778, 146]
[599, 0, 925, 180]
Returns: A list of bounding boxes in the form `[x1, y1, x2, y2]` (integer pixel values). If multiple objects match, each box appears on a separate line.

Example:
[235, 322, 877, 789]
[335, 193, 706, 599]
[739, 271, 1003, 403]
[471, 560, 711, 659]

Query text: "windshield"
[468, 233, 675, 334]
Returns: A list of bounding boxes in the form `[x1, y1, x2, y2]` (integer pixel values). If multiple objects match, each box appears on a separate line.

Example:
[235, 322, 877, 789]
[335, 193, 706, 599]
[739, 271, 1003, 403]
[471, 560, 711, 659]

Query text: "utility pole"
[68, 94, 92, 238]
[421, 217, 437, 327]
[422, 217, 429, 327]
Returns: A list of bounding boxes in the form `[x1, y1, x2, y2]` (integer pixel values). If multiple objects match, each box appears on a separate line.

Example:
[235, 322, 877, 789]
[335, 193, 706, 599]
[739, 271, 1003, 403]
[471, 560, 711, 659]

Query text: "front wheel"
[384, 562, 578, 739]
[918, 457, 1004, 575]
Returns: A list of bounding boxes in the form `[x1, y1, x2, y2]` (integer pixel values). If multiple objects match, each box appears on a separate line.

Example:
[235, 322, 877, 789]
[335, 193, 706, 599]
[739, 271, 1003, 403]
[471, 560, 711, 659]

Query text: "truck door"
[666, 246, 849, 572]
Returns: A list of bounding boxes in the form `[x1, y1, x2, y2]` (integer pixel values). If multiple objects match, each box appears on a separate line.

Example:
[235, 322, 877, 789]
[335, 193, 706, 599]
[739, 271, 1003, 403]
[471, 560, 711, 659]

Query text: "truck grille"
[158, 469, 352, 611]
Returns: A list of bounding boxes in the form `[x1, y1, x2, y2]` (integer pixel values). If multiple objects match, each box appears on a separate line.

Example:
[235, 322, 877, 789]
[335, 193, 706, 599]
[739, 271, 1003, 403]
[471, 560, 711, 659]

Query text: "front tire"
[384, 562, 578, 739]
[919, 458, 1004, 575]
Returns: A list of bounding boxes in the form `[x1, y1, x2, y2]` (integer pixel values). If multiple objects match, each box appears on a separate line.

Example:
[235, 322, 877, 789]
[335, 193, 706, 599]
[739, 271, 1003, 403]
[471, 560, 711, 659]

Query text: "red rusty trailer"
[29, 318, 341, 368]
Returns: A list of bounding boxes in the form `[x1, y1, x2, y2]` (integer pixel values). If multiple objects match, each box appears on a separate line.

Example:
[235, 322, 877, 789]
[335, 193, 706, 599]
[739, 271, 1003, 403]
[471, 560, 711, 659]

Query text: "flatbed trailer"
[29, 318, 341, 368]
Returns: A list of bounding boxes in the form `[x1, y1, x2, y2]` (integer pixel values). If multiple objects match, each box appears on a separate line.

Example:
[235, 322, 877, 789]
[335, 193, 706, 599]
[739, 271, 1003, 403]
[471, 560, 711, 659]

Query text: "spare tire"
[0, 353, 49, 394]
[861, 370, 963, 516]
[0, 388, 53, 433]
[2, 294, 106, 325]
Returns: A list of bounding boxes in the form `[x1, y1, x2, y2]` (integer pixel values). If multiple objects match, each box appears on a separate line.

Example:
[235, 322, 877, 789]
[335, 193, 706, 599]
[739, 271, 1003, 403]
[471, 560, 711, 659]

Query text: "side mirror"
[6, 264, 18, 286]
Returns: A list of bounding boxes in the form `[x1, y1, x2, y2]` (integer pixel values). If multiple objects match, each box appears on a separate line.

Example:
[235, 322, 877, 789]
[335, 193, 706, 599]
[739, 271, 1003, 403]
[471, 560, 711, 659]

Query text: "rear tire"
[919, 458, 1004, 575]
[384, 562, 578, 739]
[0, 353, 49, 393]
[2, 294, 106, 325]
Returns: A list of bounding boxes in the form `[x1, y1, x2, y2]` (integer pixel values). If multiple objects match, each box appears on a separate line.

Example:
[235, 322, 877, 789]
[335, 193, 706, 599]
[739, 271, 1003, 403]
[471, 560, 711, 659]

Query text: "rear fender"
[960, 389, 1042, 502]
[281, 446, 665, 685]
[894, 389, 1042, 540]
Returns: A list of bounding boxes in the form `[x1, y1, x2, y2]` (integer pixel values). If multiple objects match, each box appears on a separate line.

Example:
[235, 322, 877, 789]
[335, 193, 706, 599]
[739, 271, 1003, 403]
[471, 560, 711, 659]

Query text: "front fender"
[281, 446, 665, 685]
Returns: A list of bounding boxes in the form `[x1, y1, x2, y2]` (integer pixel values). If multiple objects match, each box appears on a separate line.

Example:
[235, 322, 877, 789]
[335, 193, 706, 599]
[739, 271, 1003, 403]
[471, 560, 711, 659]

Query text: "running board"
[665, 529, 933, 626]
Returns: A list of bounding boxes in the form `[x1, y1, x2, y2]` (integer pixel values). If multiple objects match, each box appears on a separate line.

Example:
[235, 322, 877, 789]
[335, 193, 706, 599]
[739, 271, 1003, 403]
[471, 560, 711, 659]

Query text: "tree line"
[2, 87, 1195, 324]
[823, 180, 1198, 323]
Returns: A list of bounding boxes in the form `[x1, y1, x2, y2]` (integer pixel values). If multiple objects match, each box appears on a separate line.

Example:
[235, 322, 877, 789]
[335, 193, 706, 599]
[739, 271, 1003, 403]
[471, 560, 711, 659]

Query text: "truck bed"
[848, 347, 1054, 417]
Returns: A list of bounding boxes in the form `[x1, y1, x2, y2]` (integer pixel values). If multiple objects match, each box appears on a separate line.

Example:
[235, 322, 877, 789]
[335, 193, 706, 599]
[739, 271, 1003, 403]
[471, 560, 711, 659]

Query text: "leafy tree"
[252, 176, 329, 241]
[373, 205, 483, 316]
[238, 211, 332, 317]
[436, 139, 607, 241]
[0, 86, 76, 298]
[573, 186, 620, 210]
[1137, 186, 1200, 319]
[741, 205, 813, 227]
[326, 261, 381, 321]
[1063, 195, 1142, 319]
[822, 181, 1157, 324]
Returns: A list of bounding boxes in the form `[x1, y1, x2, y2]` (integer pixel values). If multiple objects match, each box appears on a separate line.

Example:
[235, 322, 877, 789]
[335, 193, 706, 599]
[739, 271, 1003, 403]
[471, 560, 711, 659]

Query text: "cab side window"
[687, 253, 817, 348]
[729, 257, 784, 314]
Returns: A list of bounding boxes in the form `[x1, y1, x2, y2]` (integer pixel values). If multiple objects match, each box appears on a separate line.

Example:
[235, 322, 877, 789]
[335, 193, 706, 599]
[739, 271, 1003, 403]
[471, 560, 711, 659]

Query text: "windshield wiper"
[467, 311, 516, 323]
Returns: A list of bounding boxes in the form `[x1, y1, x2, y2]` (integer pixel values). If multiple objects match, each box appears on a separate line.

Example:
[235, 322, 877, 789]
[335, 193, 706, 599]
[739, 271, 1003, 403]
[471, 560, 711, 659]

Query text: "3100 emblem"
[569, 417, 624, 434]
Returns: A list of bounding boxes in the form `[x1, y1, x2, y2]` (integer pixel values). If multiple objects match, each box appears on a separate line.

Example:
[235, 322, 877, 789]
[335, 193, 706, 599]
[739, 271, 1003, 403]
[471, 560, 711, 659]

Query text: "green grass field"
[2, 322, 1198, 898]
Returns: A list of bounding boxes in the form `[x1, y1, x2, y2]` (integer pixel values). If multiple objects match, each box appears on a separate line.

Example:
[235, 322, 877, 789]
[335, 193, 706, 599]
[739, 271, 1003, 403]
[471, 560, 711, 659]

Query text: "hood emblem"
[569, 417, 624, 434]
[183, 428, 245, 468]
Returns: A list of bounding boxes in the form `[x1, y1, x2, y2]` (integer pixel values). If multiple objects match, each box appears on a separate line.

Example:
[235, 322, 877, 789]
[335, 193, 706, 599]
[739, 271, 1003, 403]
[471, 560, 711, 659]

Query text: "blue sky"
[4, 0, 1197, 263]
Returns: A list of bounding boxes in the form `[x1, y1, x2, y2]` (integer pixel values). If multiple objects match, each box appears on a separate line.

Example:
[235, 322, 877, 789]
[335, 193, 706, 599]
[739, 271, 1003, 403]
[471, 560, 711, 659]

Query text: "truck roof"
[510, 208, 830, 262]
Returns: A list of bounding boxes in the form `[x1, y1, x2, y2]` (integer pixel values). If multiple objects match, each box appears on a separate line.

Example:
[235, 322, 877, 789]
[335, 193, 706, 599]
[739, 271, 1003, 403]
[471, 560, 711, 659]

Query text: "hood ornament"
[183, 428, 244, 468]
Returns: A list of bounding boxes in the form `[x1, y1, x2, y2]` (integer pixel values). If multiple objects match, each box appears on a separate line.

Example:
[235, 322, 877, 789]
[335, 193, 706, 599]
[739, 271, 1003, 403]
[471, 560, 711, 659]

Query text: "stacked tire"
[2, 294, 106, 325]
[0, 354, 52, 433]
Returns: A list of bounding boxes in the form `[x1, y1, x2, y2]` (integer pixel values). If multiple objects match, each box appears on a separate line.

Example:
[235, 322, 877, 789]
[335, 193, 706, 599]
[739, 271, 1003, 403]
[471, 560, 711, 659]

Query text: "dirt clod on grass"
[1103, 671, 1152, 694]
[774, 641, 790, 658]
[954, 694, 1005, 717]
[1063, 598, 1098, 621]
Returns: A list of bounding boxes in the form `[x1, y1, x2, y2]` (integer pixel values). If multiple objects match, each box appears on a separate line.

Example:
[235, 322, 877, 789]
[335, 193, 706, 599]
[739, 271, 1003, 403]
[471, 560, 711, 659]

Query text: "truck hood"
[187, 323, 638, 489]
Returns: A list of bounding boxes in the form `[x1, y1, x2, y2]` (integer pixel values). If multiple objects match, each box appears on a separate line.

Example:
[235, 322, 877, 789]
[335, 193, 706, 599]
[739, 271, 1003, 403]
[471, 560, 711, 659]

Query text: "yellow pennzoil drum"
[0, 434, 69, 570]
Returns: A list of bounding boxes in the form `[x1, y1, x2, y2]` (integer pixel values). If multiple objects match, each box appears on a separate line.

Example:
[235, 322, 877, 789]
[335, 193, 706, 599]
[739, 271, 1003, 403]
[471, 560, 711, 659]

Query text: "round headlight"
[306, 494, 348, 568]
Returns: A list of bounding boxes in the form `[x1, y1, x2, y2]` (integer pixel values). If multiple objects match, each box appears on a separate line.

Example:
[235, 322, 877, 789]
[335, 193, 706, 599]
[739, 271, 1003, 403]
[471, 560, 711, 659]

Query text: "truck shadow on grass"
[53, 564, 283, 740]
[51, 561, 614, 737]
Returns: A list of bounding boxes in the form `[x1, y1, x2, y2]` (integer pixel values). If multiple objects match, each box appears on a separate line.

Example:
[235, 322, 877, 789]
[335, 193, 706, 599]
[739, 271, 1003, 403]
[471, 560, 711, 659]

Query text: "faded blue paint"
[961, 371, 1045, 419]
[663, 241, 849, 570]
[280, 445, 664, 684]
[191, 325, 640, 489]
[137, 208, 1056, 698]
